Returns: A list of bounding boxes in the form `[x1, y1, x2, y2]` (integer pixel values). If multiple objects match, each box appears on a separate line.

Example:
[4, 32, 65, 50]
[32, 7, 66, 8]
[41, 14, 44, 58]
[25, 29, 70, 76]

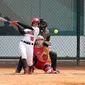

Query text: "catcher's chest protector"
[34, 46, 51, 62]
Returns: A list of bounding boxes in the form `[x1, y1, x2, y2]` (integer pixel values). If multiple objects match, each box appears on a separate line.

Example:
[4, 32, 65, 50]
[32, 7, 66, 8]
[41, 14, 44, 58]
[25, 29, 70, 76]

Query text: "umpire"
[39, 19, 58, 72]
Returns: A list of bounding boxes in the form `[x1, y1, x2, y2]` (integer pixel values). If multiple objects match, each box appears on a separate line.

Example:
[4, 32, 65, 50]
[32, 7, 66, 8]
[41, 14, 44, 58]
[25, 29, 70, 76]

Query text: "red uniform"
[34, 45, 55, 73]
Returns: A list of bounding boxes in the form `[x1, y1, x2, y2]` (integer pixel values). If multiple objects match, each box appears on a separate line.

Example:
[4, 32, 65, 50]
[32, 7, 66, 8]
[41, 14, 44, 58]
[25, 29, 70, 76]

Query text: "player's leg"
[26, 45, 34, 74]
[34, 60, 42, 69]
[49, 51, 60, 73]
[15, 56, 23, 73]
[22, 58, 28, 74]
[49, 51, 57, 70]
[33, 54, 38, 66]
[19, 42, 28, 74]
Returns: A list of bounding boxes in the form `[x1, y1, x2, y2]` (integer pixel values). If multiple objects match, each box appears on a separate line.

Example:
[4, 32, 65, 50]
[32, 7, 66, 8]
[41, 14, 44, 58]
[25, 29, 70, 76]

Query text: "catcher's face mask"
[36, 35, 44, 46]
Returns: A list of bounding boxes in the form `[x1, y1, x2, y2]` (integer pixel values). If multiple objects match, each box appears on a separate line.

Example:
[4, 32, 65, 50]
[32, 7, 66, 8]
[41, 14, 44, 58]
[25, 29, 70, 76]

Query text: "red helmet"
[32, 18, 40, 23]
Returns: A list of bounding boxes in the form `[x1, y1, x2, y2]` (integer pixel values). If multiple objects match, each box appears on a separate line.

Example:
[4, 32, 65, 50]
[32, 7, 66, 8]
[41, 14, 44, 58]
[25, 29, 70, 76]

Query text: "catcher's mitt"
[43, 41, 51, 47]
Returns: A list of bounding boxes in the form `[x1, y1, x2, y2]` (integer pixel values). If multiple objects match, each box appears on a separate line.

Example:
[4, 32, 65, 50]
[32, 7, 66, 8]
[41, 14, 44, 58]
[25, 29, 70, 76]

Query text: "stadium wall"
[0, 0, 85, 58]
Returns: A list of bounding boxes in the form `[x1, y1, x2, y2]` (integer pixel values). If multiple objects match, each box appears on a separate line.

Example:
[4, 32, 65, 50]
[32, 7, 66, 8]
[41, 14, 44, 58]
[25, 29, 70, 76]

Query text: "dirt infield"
[0, 66, 85, 85]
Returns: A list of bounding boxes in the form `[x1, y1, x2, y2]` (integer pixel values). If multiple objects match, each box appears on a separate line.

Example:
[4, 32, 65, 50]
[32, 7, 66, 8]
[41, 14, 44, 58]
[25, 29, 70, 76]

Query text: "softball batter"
[13, 18, 40, 74]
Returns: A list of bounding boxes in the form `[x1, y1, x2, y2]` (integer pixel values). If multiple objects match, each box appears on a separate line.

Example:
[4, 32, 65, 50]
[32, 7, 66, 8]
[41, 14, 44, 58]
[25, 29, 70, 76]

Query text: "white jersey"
[22, 26, 39, 44]
[32, 26, 39, 42]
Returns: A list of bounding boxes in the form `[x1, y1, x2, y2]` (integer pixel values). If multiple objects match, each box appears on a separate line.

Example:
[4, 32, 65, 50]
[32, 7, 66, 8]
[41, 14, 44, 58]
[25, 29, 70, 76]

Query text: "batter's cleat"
[13, 71, 20, 75]
[55, 69, 60, 73]
[15, 70, 20, 73]
[23, 69, 28, 74]
[28, 65, 34, 74]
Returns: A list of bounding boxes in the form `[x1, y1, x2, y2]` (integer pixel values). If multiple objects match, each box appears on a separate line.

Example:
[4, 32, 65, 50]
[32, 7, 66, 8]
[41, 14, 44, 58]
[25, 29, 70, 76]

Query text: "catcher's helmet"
[37, 35, 44, 40]
[32, 18, 40, 23]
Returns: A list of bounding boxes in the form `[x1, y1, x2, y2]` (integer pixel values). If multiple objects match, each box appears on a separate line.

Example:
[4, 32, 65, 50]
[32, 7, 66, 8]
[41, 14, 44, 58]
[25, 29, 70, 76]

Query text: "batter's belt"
[21, 40, 34, 45]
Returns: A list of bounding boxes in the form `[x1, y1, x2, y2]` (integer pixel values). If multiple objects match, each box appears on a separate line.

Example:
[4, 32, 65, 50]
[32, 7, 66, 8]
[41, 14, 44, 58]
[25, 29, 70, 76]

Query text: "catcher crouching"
[33, 35, 59, 74]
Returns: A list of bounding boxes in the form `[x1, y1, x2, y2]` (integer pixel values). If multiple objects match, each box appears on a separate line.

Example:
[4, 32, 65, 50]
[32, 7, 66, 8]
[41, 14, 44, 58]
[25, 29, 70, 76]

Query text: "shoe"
[15, 70, 20, 73]
[50, 70, 57, 74]
[56, 69, 60, 73]
[24, 70, 28, 74]
[28, 65, 34, 74]
[45, 69, 57, 74]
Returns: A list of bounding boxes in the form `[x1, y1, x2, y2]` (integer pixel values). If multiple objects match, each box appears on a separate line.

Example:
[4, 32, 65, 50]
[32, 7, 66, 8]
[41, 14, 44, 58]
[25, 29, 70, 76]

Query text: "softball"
[54, 29, 59, 34]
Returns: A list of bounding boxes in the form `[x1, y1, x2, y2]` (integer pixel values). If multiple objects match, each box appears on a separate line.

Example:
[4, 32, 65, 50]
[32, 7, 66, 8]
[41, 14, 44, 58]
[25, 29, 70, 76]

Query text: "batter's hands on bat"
[11, 21, 19, 27]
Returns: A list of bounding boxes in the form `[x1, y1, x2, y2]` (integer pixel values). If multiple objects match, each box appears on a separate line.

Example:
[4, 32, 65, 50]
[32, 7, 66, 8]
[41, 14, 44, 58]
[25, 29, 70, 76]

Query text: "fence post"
[76, 0, 80, 66]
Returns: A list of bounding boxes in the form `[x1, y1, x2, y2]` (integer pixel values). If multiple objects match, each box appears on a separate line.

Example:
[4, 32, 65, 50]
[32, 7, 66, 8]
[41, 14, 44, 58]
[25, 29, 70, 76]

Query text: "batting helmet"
[32, 18, 40, 23]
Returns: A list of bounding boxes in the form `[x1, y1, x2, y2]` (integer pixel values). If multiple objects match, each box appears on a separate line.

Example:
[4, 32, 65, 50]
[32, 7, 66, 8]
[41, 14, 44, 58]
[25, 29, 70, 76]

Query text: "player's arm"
[12, 21, 34, 35]
[17, 22, 34, 30]
[17, 25, 25, 35]
[11, 21, 25, 35]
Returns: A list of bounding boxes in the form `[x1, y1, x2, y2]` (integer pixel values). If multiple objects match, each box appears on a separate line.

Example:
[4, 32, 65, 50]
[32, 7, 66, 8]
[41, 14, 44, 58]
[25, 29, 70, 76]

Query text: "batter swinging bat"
[0, 17, 18, 27]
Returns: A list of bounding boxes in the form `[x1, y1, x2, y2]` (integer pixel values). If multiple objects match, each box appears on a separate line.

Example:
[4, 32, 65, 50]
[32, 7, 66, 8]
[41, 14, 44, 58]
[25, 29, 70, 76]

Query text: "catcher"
[33, 35, 59, 74]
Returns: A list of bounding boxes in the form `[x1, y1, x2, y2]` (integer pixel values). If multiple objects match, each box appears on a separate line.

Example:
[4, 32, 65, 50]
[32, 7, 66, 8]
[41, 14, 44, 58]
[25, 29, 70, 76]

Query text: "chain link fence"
[0, 0, 85, 62]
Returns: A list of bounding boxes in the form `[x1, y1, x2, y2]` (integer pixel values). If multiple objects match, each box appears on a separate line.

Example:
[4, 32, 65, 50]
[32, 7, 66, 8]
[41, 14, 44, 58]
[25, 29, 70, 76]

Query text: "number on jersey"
[30, 36, 34, 41]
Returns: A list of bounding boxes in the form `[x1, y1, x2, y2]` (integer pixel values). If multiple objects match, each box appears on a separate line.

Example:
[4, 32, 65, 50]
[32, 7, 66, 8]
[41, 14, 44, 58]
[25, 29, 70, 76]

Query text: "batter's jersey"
[22, 26, 39, 44]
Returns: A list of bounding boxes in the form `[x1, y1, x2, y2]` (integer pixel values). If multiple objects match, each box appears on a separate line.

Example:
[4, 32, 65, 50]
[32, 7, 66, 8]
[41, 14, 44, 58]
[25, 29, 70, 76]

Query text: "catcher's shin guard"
[15, 56, 23, 73]
[49, 51, 57, 71]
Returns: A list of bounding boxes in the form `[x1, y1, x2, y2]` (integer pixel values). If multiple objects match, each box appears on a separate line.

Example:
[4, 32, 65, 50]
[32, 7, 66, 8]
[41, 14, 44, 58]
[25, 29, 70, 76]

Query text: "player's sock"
[22, 59, 28, 74]
[15, 56, 23, 73]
